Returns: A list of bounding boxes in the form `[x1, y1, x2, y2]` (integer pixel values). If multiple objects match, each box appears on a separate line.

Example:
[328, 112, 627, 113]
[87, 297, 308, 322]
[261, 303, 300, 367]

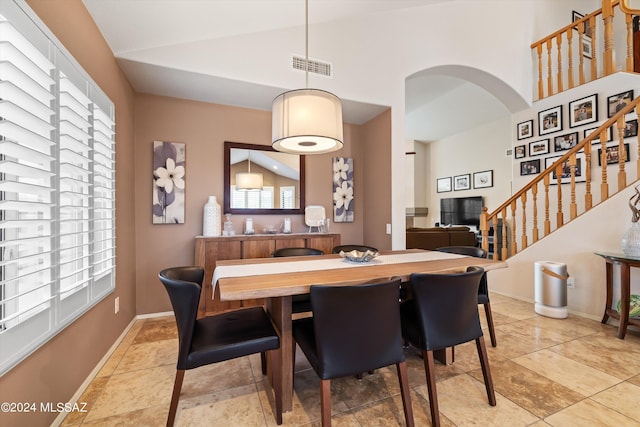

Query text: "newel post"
[602, 0, 615, 75]
[480, 207, 489, 252]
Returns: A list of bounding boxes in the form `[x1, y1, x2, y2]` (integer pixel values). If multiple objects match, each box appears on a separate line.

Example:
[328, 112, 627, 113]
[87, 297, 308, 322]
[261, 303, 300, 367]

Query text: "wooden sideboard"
[194, 233, 340, 316]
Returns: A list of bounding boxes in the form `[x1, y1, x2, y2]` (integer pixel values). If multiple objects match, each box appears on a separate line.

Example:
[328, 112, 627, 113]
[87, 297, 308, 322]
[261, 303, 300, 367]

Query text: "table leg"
[618, 262, 631, 339]
[266, 296, 293, 412]
[602, 260, 614, 324]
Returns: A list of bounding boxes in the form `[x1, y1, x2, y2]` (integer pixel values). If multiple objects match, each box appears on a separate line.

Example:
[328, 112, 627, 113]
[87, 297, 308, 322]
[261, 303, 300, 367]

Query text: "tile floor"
[61, 294, 640, 426]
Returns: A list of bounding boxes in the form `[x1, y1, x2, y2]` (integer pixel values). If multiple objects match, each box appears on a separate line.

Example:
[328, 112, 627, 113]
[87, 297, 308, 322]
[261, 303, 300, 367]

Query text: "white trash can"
[534, 261, 569, 318]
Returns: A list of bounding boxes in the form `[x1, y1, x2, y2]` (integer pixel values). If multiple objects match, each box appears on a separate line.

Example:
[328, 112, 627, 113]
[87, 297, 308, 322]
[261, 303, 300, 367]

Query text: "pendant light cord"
[305, 0, 309, 88]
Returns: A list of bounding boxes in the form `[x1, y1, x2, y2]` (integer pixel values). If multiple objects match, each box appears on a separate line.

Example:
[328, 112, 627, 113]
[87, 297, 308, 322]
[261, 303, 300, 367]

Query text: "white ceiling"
[82, 0, 509, 141]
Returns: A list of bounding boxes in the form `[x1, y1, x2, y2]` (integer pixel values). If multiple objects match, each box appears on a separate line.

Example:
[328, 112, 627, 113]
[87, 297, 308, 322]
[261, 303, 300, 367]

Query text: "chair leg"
[270, 348, 283, 425]
[167, 369, 185, 427]
[475, 336, 496, 406]
[320, 379, 332, 427]
[261, 352, 267, 375]
[422, 350, 440, 427]
[396, 361, 415, 427]
[484, 302, 497, 347]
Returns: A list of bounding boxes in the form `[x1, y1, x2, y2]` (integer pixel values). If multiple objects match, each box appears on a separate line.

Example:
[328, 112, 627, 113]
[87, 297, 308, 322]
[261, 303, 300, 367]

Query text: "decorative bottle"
[203, 196, 221, 237]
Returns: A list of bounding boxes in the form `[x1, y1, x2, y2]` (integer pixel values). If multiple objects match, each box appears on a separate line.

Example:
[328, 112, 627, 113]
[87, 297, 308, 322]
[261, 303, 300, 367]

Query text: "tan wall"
[134, 94, 375, 314]
[0, 1, 137, 426]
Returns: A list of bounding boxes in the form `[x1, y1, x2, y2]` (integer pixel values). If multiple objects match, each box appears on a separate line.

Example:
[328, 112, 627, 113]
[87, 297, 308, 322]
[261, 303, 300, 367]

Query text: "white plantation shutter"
[0, 0, 116, 374]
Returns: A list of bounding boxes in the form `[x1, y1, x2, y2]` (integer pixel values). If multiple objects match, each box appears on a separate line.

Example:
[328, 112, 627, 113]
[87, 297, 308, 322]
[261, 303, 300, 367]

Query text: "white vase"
[203, 196, 221, 237]
[622, 222, 640, 257]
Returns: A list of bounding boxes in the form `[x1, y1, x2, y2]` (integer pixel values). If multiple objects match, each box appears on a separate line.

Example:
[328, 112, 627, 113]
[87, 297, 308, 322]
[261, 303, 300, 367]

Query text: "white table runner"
[212, 251, 463, 294]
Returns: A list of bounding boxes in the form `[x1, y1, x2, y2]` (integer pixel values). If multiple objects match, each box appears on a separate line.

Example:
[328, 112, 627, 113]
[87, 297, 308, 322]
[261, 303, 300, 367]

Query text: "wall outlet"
[386, 223, 392, 234]
[567, 277, 575, 288]
[115, 296, 120, 314]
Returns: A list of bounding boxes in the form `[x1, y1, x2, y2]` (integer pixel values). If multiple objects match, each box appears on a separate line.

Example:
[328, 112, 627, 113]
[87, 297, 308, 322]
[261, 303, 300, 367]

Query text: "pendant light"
[272, 0, 343, 154]
[235, 151, 263, 190]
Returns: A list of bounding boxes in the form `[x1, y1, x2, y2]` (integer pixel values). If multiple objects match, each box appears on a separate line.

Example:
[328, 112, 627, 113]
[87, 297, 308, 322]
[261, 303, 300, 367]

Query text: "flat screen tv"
[440, 196, 483, 227]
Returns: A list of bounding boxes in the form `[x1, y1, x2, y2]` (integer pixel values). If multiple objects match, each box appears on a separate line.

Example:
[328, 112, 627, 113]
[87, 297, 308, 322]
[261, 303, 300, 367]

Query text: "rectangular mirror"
[224, 141, 305, 214]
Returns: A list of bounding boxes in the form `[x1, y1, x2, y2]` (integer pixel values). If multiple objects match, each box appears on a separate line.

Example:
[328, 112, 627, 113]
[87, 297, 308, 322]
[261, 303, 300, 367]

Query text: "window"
[0, 0, 116, 375]
[231, 186, 274, 209]
[280, 186, 295, 209]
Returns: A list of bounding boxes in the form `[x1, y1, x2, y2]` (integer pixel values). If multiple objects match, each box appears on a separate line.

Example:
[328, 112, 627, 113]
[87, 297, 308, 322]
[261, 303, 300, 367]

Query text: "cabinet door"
[274, 238, 306, 250]
[203, 240, 241, 315]
[307, 235, 340, 254]
[242, 239, 276, 259]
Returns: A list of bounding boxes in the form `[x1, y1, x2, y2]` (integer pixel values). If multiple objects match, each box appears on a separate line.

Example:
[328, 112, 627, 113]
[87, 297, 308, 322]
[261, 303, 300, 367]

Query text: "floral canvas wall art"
[153, 141, 185, 224]
[333, 157, 354, 222]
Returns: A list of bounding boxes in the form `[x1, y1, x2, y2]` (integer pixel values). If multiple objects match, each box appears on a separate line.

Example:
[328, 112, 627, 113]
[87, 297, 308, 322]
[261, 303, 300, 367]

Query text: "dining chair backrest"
[408, 266, 484, 351]
[331, 245, 378, 254]
[309, 278, 404, 379]
[272, 247, 324, 257]
[436, 245, 487, 259]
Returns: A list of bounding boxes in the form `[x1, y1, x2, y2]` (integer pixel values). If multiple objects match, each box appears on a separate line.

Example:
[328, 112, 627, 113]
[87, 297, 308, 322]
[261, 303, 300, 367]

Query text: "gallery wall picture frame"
[538, 106, 562, 135]
[553, 131, 579, 152]
[520, 159, 540, 176]
[572, 11, 592, 37]
[607, 90, 633, 118]
[544, 152, 587, 184]
[624, 119, 638, 138]
[598, 143, 630, 166]
[473, 170, 493, 189]
[569, 94, 598, 127]
[436, 177, 452, 193]
[514, 145, 526, 159]
[517, 119, 534, 140]
[583, 125, 612, 144]
[581, 36, 593, 59]
[529, 138, 550, 156]
[453, 174, 471, 191]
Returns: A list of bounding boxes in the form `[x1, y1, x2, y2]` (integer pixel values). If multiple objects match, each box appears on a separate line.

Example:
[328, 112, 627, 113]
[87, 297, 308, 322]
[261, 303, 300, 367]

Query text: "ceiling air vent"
[292, 55, 332, 77]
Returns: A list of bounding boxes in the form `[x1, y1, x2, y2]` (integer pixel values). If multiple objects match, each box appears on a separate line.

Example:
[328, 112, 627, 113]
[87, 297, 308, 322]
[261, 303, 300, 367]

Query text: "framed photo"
[473, 170, 493, 189]
[598, 143, 630, 166]
[607, 90, 633, 118]
[436, 177, 452, 193]
[453, 174, 471, 191]
[539, 106, 562, 135]
[553, 132, 579, 152]
[520, 159, 540, 176]
[581, 36, 592, 59]
[572, 11, 592, 37]
[545, 153, 587, 184]
[514, 145, 526, 159]
[529, 139, 550, 156]
[625, 119, 638, 138]
[517, 120, 534, 140]
[569, 94, 598, 127]
[583, 126, 612, 144]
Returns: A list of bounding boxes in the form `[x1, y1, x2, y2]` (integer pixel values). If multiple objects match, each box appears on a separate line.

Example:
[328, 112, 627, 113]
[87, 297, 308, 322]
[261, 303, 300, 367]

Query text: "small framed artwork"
[514, 145, 526, 159]
[569, 94, 598, 127]
[453, 174, 471, 191]
[572, 11, 592, 37]
[598, 143, 630, 166]
[553, 132, 579, 152]
[581, 36, 593, 59]
[545, 152, 587, 184]
[520, 159, 540, 176]
[517, 120, 534, 140]
[473, 170, 493, 189]
[539, 106, 562, 135]
[529, 139, 550, 156]
[624, 119, 638, 138]
[436, 177, 452, 193]
[607, 90, 633, 118]
[583, 126, 612, 144]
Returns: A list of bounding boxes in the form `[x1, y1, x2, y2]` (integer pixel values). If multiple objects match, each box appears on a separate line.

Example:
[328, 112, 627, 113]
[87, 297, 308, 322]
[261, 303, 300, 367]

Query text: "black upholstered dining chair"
[331, 244, 378, 254]
[292, 278, 414, 427]
[159, 266, 282, 426]
[272, 247, 324, 314]
[436, 245, 497, 347]
[400, 266, 496, 427]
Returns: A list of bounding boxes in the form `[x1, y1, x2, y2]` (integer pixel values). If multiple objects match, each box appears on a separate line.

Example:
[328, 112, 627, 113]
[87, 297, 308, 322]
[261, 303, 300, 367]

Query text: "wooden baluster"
[637, 108, 640, 180]
[491, 216, 498, 260]
[556, 164, 564, 227]
[602, 3, 613, 75]
[532, 181, 539, 242]
[546, 39, 553, 96]
[556, 33, 563, 92]
[569, 153, 577, 220]
[617, 116, 627, 190]
[510, 201, 517, 255]
[626, 13, 634, 71]
[601, 127, 610, 200]
[584, 141, 593, 209]
[501, 208, 508, 260]
[521, 193, 528, 250]
[480, 207, 489, 253]
[536, 44, 544, 99]
[578, 24, 586, 84]
[544, 174, 551, 236]
[590, 16, 598, 79]
[567, 28, 574, 89]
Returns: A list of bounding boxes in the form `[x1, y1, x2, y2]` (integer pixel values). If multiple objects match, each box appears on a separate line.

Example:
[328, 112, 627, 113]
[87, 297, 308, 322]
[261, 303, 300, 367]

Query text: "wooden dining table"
[213, 249, 508, 411]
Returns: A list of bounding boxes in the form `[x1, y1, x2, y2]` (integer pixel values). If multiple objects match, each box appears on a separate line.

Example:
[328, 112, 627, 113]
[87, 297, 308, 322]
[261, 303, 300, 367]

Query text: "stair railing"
[480, 96, 640, 260]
